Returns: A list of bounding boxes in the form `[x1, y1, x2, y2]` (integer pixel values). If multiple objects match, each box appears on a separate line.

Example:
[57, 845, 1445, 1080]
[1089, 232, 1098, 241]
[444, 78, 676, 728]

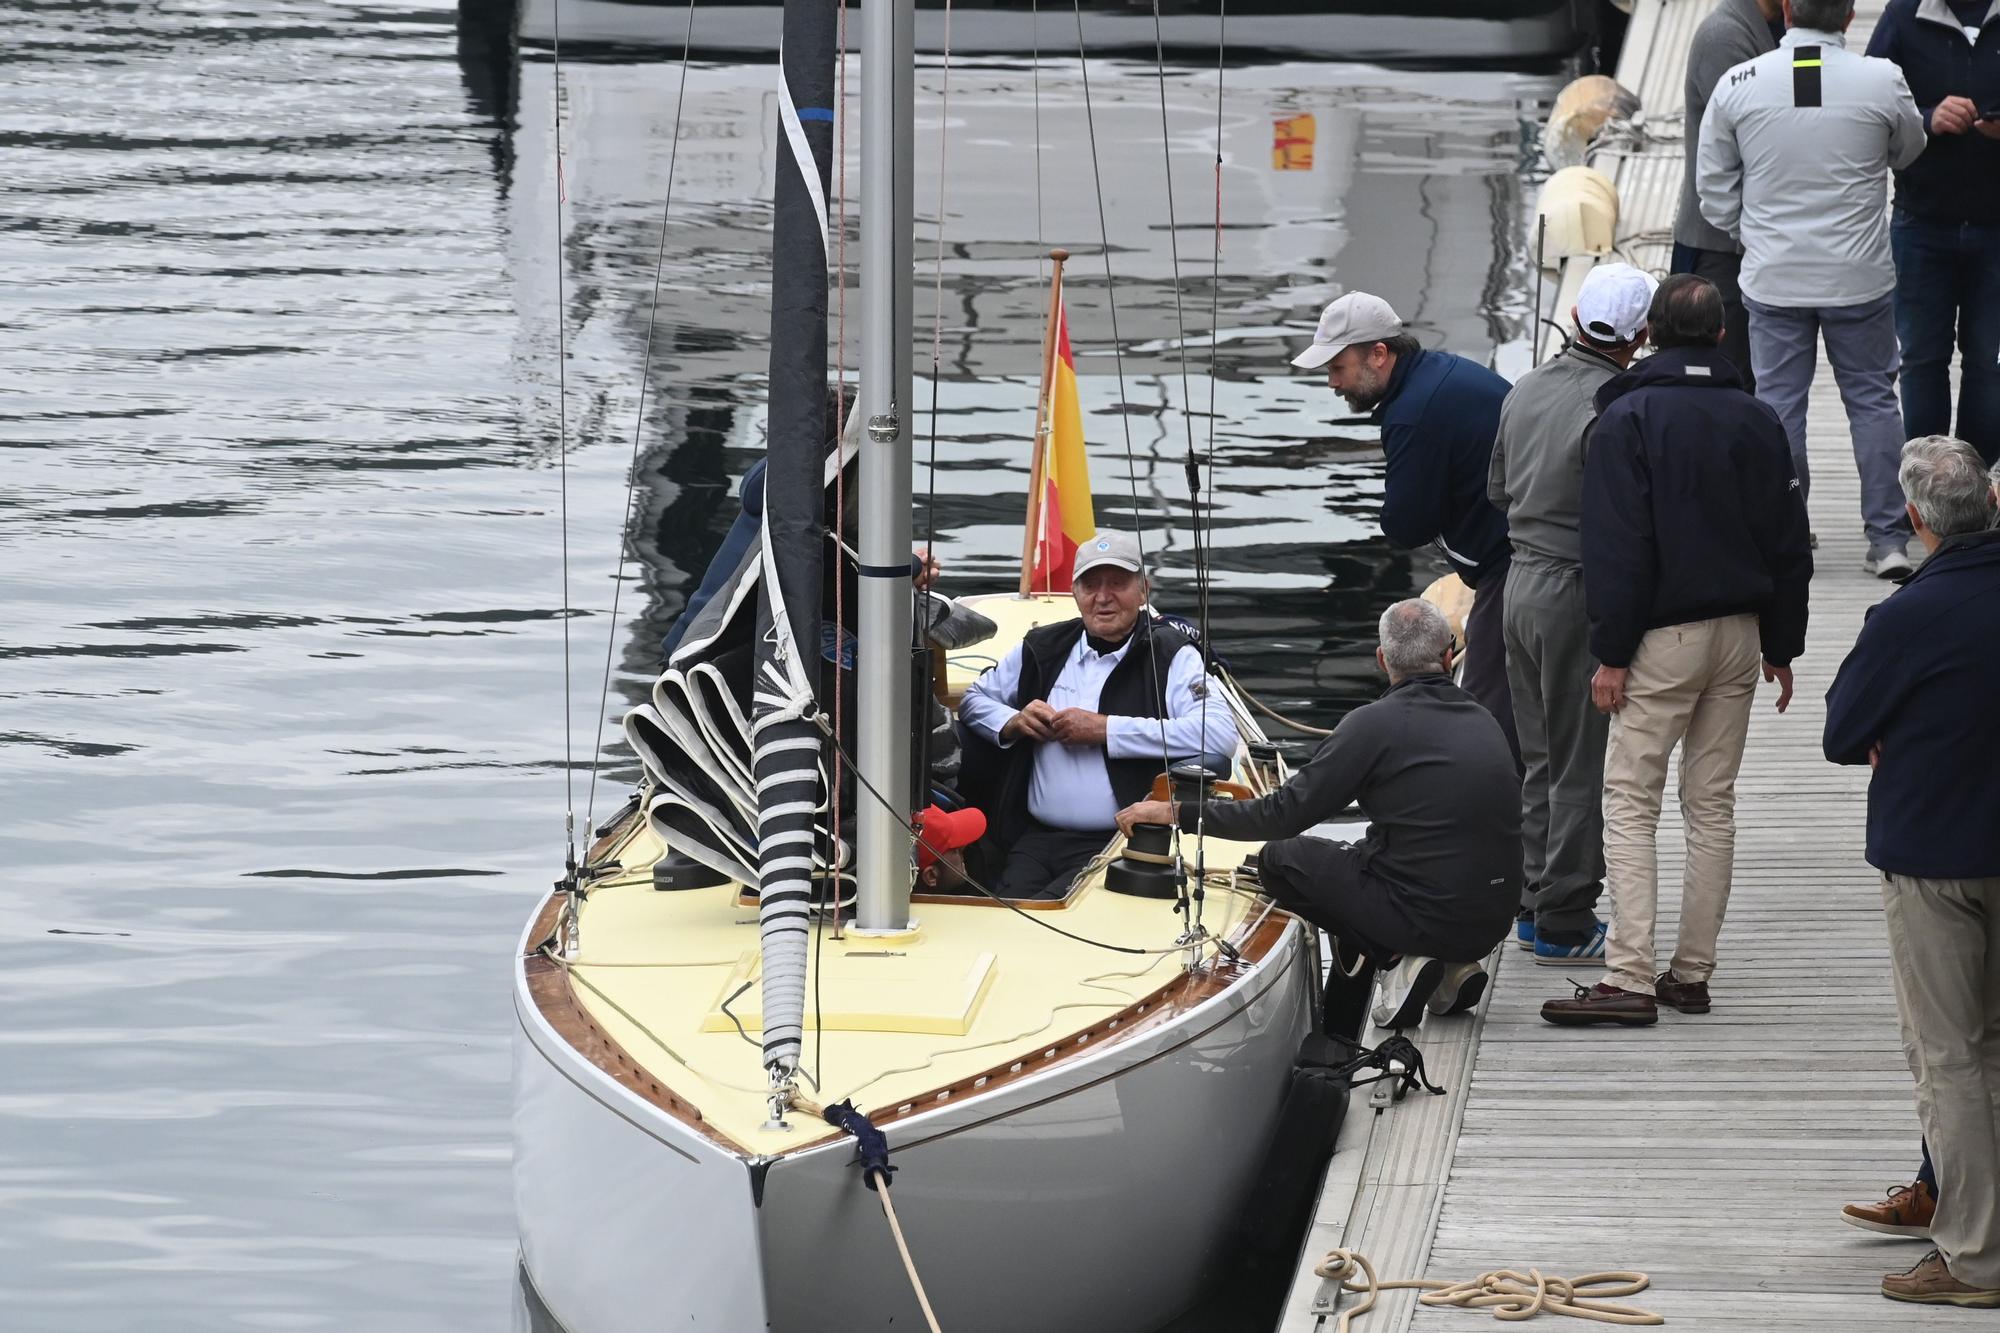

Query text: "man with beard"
[1292, 292, 1519, 763]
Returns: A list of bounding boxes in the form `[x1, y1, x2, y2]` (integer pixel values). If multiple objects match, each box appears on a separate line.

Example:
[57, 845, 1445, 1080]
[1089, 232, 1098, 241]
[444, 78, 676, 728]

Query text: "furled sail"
[751, 0, 838, 1083]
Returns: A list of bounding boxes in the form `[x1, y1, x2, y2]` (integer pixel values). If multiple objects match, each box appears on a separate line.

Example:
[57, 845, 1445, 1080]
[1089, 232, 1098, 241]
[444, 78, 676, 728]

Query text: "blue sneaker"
[1515, 912, 1536, 951]
[1532, 919, 1607, 966]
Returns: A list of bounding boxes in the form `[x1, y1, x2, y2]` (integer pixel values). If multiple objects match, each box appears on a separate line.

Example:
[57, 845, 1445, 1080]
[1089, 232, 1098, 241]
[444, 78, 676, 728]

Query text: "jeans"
[1744, 293, 1913, 554]
[1671, 242, 1755, 392]
[1890, 210, 2000, 466]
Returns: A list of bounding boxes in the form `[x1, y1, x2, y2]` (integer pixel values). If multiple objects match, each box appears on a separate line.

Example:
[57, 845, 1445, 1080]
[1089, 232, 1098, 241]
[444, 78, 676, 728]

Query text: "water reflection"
[0, 2, 1557, 1326]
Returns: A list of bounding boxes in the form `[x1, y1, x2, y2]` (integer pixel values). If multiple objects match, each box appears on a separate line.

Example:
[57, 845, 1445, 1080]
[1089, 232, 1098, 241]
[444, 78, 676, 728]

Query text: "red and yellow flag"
[1029, 301, 1095, 592]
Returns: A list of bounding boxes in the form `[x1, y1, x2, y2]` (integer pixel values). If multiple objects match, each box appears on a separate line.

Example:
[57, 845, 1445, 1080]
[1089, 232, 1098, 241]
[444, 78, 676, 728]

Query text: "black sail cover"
[751, 0, 837, 1081]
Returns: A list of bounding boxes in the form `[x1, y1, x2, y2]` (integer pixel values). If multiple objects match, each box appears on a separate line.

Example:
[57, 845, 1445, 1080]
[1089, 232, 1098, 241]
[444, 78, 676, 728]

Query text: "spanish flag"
[1029, 301, 1095, 592]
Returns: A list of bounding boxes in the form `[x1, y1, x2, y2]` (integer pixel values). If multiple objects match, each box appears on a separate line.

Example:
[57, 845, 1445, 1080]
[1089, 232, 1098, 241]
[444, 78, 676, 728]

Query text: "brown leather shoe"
[1881, 1250, 2000, 1307]
[1653, 971, 1710, 1014]
[1844, 1180, 1935, 1239]
[1540, 982, 1657, 1026]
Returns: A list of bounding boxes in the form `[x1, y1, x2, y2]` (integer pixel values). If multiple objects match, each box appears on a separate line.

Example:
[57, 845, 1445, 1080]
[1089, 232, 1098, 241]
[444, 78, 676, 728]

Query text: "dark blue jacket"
[1867, 0, 2000, 225]
[1824, 529, 2000, 878]
[1372, 348, 1512, 589]
[1580, 346, 1813, 668]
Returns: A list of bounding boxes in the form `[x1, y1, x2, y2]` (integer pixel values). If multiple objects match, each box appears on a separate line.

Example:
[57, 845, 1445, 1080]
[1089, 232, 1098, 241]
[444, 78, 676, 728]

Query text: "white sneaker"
[1863, 548, 1913, 580]
[1426, 961, 1490, 1016]
[1371, 955, 1445, 1030]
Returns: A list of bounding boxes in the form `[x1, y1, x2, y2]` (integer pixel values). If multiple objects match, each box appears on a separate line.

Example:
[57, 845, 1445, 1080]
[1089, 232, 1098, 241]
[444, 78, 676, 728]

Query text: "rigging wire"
[1067, 0, 1181, 816]
[918, 0, 954, 814]
[581, 0, 701, 840]
[552, 0, 575, 863]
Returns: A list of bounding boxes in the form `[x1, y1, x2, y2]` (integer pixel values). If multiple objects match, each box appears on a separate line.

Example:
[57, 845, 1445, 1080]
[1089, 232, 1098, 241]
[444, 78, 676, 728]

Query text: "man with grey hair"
[1117, 597, 1521, 1033]
[1697, 0, 1927, 577]
[1826, 435, 2000, 1309]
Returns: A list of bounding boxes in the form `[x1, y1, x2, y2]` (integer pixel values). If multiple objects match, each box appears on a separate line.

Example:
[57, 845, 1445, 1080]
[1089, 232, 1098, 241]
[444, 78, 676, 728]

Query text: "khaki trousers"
[1882, 872, 2000, 1288]
[1598, 615, 1759, 997]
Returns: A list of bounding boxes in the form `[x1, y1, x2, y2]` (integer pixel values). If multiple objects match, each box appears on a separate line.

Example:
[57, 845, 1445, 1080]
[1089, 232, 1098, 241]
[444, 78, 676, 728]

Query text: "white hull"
[514, 907, 1317, 1332]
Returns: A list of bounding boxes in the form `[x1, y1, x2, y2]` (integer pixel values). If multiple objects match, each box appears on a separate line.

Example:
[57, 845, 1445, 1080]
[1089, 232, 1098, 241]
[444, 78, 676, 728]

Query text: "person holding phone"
[1868, 0, 2000, 467]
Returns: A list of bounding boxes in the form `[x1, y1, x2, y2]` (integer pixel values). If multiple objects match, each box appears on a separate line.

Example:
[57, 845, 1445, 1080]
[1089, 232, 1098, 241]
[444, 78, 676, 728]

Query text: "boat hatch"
[703, 950, 999, 1036]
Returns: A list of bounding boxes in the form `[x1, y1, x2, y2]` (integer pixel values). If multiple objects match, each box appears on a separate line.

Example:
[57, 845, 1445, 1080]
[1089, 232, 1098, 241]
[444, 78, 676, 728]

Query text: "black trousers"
[1260, 834, 1508, 1034]
[994, 821, 1107, 900]
[1462, 555, 1521, 771]
[1671, 242, 1755, 393]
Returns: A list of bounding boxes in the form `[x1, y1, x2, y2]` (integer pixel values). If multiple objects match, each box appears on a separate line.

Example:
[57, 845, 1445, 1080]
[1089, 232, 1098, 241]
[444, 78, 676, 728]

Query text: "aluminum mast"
[855, 0, 917, 932]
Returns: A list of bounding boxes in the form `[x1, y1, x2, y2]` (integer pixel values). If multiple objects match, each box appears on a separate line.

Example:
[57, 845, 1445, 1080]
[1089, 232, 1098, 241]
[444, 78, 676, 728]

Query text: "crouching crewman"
[1118, 598, 1521, 1031]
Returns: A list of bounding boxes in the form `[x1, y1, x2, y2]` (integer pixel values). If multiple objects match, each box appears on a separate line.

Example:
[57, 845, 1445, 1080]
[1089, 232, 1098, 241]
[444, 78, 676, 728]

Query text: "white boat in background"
[511, 1, 1331, 1328]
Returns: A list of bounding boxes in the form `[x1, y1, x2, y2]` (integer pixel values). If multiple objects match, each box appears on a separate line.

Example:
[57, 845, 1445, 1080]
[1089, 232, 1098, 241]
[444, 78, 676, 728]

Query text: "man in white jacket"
[1698, 0, 1927, 578]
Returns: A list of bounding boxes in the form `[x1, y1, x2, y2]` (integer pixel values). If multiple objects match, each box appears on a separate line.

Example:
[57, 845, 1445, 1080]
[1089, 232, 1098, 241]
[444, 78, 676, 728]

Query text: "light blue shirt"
[959, 631, 1240, 831]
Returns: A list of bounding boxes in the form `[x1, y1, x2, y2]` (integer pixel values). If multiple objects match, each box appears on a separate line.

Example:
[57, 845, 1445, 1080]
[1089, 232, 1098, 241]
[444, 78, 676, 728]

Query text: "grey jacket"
[1487, 344, 1624, 567]
[1697, 29, 1927, 308]
[1674, 0, 1780, 252]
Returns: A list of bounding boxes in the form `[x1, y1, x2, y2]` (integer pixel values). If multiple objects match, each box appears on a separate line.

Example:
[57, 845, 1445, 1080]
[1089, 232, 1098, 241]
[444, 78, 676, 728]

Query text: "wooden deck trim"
[519, 891, 1294, 1159]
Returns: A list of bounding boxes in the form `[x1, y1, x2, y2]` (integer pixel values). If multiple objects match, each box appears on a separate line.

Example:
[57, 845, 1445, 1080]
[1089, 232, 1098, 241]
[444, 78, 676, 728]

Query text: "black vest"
[958, 617, 1192, 846]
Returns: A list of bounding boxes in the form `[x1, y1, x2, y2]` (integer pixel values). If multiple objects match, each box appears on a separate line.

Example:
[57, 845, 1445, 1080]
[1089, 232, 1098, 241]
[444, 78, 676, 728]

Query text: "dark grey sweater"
[1487, 344, 1624, 567]
[1181, 673, 1521, 945]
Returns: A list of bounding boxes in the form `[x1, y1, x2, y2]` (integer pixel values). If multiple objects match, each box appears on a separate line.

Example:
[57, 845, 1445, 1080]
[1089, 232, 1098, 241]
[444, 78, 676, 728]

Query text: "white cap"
[1575, 262, 1657, 345]
[1073, 530, 1144, 580]
[1291, 292, 1404, 370]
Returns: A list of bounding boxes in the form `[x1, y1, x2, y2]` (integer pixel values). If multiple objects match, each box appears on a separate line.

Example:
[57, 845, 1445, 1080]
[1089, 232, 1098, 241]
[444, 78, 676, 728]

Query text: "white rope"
[876, 1178, 944, 1332]
[1311, 1249, 1663, 1329]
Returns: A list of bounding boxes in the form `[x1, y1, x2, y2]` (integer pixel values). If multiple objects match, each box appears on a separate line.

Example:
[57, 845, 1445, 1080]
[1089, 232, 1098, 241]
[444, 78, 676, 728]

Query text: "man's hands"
[1116, 799, 1177, 837]
[1001, 699, 1058, 743]
[1591, 665, 1629, 714]
[914, 546, 941, 591]
[1977, 117, 2000, 141]
[1931, 96, 1980, 135]
[1762, 659, 1793, 713]
[1000, 701, 1109, 746]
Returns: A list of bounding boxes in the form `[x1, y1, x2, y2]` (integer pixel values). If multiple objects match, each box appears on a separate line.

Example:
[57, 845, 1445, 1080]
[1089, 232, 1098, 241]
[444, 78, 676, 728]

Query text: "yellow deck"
[561, 589, 1276, 1155]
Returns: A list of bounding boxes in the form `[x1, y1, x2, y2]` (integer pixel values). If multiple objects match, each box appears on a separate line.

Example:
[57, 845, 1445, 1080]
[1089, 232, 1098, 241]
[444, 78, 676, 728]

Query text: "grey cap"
[1072, 530, 1144, 580]
[1292, 292, 1404, 370]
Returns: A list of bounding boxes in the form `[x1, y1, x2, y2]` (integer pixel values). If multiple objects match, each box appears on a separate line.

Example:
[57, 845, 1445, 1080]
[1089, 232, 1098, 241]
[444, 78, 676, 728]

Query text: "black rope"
[1323, 1031, 1446, 1097]
[811, 710, 1194, 958]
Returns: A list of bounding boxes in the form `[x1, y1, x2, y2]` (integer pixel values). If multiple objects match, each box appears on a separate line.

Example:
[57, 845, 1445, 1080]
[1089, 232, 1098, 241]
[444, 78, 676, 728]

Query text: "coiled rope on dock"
[1312, 1249, 1664, 1328]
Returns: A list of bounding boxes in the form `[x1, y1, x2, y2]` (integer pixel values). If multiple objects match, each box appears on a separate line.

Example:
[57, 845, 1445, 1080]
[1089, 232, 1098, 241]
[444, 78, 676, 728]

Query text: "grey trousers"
[1882, 872, 2000, 1288]
[1744, 293, 1912, 555]
[1502, 555, 1607, 934]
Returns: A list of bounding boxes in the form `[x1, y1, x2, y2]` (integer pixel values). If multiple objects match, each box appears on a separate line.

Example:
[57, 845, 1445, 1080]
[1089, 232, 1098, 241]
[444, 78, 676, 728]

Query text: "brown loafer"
[1844, 1180, 1935, 1239]
[1882, 1250, 2000, 1307]
[1654, 971, 1710, 1014]
[1540, 982, 1657, 1027]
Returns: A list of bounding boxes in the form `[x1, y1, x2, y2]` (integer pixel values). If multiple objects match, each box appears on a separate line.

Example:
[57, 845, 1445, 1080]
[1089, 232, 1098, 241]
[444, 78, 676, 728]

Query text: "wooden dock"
[1279, 1, 1989, 1327]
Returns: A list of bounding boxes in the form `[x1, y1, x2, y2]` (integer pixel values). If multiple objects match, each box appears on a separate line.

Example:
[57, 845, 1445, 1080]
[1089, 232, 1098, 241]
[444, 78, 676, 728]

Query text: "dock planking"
[1282, 0, 1988, 1327]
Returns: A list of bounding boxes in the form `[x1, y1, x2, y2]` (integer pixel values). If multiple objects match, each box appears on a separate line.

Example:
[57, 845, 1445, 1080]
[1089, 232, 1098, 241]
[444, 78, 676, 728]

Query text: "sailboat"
[511, 3, 1323, 1328]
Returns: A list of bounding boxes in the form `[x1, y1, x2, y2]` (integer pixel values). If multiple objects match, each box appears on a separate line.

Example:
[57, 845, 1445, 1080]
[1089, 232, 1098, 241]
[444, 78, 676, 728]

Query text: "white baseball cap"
[1291, 292, 1404, 370]
[1575, 262, 1657, 345]
[1073, 530, 1144, 580]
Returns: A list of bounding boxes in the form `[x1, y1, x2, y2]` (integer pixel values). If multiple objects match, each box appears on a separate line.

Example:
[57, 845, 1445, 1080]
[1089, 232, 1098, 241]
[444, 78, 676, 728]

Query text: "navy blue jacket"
[1580, 346, 1813, 668]
[1372, 348, 1512, 589]
[1824, 529, 2000, 878]
[1867, 0, 2000, 225]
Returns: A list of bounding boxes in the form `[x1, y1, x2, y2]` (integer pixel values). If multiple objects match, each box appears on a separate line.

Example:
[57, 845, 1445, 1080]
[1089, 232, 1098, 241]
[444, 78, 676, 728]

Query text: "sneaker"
[1864, 548, 1914, 580]
[1654, 970, 1711, 1014]
[1843, 1180, 1935, 1240]
[1426, 961, 1489, 1016]
[1532, 919, 1607, 966]
[1515, 911, 1535, 951]
[1881, 1250, 2000, 1308]
[1371, 955, 1445, 1030]
[1540, 981, 1657, 1027]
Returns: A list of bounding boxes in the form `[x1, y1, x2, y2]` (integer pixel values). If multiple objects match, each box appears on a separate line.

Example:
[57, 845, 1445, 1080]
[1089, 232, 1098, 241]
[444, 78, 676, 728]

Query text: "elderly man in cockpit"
[956, 532, 1238, 900]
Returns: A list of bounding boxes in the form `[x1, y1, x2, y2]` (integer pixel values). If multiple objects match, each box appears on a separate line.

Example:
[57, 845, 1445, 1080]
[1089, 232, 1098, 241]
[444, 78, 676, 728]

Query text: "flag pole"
[1017, 248, 1069, 596]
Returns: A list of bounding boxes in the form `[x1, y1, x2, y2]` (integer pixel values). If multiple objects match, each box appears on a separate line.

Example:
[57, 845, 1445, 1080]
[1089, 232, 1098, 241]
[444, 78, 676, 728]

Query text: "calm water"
[0, 4, 1557, 1326]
